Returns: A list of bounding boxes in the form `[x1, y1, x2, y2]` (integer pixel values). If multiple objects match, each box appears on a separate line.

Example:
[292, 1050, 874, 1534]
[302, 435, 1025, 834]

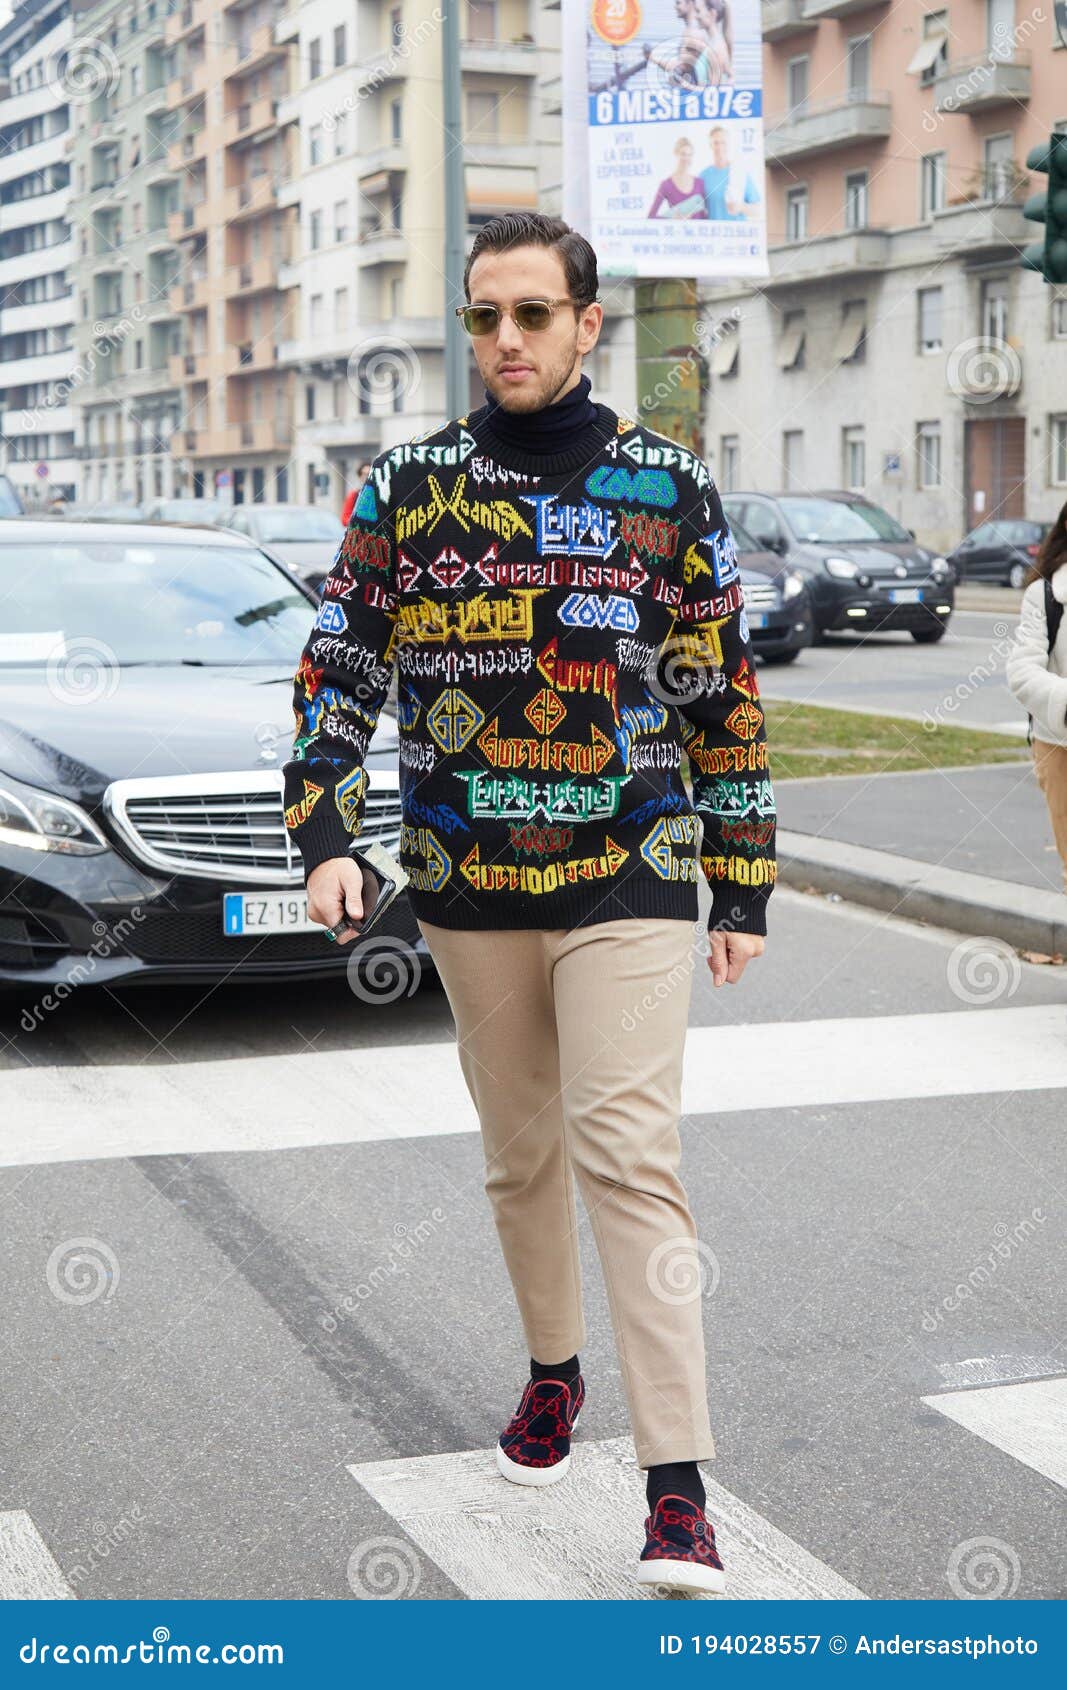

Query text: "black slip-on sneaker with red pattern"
[495, 1374, 585, 1486]
[636, 1494, 727, 1595]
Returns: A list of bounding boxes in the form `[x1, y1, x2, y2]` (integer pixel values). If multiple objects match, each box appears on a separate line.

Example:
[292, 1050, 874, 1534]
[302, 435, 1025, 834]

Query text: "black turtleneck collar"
[471, 371, 617, 476]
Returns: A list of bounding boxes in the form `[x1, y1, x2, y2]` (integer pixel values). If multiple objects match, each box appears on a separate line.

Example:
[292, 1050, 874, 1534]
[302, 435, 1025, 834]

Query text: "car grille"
[103, 770, 402, 884]
[742, 581, 780, 611]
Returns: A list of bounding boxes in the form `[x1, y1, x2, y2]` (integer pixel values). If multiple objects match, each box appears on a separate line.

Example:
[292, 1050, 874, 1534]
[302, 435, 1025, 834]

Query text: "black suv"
[721, 491, 955, 642]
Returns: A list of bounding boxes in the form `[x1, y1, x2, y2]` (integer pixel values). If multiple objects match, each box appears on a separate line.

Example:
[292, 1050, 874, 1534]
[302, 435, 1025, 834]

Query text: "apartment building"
[278, 0, 553, 508]
[0, 0, 77, 506]
[69, 0, 184, 505]
[701, 0, 1067, 550]
[164, 0, 297, 503]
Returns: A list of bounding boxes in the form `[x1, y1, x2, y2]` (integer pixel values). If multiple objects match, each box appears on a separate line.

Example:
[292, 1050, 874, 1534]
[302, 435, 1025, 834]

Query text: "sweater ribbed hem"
[407, 874, 699, 932]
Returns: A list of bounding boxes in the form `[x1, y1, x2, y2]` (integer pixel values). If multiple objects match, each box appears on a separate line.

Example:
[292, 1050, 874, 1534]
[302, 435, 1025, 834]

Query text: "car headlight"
[931, 556, 951, 577]
[782, 571, 805, 600]
[824, 556, 859, 579]
[0, 771, 109, 854]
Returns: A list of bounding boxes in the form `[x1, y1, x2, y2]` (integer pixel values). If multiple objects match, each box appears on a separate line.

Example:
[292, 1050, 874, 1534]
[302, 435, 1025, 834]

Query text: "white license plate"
[889, 587, 922, 603]
[222, 890, 320, 936]
[748, 612, 769, 628]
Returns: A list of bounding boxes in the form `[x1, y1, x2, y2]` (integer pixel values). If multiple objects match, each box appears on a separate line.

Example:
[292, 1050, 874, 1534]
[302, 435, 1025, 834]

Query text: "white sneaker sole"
[495, 1407, 581, 1486]
[635, 1557, 726, 1596]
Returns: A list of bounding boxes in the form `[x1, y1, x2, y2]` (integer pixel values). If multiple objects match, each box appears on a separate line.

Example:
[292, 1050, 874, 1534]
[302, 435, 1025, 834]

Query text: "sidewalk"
[777, 761, 1067, 956]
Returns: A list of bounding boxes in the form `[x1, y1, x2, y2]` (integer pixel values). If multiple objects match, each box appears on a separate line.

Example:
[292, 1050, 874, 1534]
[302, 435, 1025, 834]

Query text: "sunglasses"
[455, 298, 580, 336]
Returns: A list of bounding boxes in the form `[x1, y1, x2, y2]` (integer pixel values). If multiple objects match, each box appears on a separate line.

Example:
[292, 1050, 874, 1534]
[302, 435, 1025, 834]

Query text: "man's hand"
[307, 857, 365, 945]
[707, 929, 764, 987]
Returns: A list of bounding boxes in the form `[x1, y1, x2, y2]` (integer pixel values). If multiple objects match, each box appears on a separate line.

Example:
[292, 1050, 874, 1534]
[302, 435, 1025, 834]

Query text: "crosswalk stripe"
[921, 1377, 1067, 1492]
[0, 1511, 77, 1600]
[347, 1436, 867, 1601]
[1, 1004, 1062, 1169]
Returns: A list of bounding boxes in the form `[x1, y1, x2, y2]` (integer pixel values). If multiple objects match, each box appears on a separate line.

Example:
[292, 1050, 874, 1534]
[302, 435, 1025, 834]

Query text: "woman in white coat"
[1005, 498, 1067, 892]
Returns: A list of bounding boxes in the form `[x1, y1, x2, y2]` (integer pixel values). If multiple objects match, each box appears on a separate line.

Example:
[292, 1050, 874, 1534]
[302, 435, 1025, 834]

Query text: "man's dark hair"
[463, 212, 599, 306]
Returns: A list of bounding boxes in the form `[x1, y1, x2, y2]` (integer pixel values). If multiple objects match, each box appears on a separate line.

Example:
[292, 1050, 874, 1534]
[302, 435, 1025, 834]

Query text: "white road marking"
[0, 1511, 77, 1599]
[0, 1004, 1062, 1168]
[347, 1435, 867, 1601]
[935, 1355, 1065, 1391]
[921, 1376, 1067, 1491]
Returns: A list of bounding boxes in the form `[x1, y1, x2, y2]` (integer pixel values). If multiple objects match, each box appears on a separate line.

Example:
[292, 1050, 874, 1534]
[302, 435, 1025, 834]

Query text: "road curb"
[778, 829, 1067, 956]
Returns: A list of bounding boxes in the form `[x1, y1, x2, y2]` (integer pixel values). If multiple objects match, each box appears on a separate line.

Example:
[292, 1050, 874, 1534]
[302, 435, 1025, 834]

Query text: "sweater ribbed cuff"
[292, 809, 361, 887]
[707, 884, 771, 936]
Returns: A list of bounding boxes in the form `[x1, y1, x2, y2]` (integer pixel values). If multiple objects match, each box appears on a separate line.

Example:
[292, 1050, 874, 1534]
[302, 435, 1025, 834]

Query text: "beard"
[480, 337, 582, 413]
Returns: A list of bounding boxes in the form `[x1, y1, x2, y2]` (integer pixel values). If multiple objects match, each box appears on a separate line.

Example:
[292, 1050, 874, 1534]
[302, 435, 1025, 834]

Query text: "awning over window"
[710, 332, 739, 375]
[832, 306, 866, 362]
[777, 325, 805, 369]
[906, 33, 948, 75]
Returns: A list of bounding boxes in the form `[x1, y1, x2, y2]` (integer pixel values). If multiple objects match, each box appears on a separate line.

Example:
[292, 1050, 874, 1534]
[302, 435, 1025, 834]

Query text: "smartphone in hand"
[323, 840, 407, 944]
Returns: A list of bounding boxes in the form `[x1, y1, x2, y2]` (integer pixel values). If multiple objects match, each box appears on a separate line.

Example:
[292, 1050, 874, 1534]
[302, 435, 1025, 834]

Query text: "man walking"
[282, 212, 775, 1595]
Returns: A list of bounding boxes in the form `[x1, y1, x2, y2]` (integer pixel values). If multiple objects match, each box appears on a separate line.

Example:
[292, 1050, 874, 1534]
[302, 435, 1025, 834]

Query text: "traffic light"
[1021, 133, 1067, 282]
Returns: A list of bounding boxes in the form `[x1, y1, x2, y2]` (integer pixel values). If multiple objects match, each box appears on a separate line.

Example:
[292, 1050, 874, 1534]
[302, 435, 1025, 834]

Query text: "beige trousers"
[1033, 738, 1067, 895]
[416, 914, 716, 1469]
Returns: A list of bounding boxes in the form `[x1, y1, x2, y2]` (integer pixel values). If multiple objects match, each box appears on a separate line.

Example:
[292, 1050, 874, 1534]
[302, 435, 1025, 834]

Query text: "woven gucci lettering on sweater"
[281, 402, 777, 934]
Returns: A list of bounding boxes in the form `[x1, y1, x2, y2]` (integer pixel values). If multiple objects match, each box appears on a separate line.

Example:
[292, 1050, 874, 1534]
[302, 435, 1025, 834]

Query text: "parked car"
[730, 516, 814, 663]
[0, 521, 428, 991]
[143, 497, 222, 525]
[0, 474, 24, 517]
[59, 502, 146, 522]
[219, 503, 344, 592]
[947, 519, 1051, 589]
[721, 491, 955, 643]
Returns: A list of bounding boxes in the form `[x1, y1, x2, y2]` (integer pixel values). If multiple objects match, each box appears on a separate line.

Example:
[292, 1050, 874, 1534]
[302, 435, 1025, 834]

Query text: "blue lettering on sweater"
[558, 592, 639, 632]
[315, 599, 348, 634]
[522, 494, 617, 558]
[585, 465, 677, 508]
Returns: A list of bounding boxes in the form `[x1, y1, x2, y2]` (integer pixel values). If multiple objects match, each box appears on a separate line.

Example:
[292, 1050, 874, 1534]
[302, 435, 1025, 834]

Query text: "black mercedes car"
[730, 516, 814, 663]
[0, 521, 430, 993]
[721, 491, 955, 642]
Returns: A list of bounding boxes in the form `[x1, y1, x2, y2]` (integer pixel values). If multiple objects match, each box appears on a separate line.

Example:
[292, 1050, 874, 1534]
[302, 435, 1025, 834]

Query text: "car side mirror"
[907, 528, 916, 540]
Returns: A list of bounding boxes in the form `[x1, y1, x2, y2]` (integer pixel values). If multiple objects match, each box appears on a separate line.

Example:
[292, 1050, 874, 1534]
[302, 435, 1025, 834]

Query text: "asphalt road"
[0, 886, 1063, 1601]
[758, 605, 1031, 738]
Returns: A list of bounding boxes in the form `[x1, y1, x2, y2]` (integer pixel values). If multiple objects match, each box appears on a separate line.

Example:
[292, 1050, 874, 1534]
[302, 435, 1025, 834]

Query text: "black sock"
[646, 1460, 706, 1512]
[530, 1352, 581, 1387]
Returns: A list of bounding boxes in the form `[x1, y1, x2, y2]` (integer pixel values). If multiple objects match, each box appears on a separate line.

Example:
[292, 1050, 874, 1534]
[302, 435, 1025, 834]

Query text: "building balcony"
[88, 178, 127, 210]
[144, 224, 178, 256]
[141, 293, 181, 324]
[764, 93, 892, 165]
[462, 139, 535, 168]
[168, 127, 208, 171]
[357, 145, 407, 184]
[187, 419, 291, 457]
[0, 187, 70, 234]
[224, 340, 280, 375]
[223, 175, 281, 222]
[0, 349, 75, 388]
[227, 256, 282, 295]
[932, 52, 1031, 115]
[762, 227, 890, 288]
[170, 351, 210, 384]
[278, 332, 356, 368]
[460, 40, 539, 76]
[222, 94, 280, 148]
[170, 273, 211, 312]
[358, 315, 444, 350]
[0, 292, 72, 336]
[353, 48, 409, 91]
[931, 189, 1028, 256]
[165, 0, 210, 46]
[354, 230, 407, 267]
[227, 21, 288, 81]
[800, 0, 888, 16]
[0, 237, 74, 288]
[168, 200, 210, 241]
[761, 0, 817, 39]
[0, 130, 68, 190]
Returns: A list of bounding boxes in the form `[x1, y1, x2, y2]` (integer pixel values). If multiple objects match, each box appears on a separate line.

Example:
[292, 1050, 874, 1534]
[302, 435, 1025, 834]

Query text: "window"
[308, 38, 321, 79]
[833, 299, 867, 363]
[467, 89, 500, 138]
[844, 170, 868, 230]
[917, 286, 943, 352]
[1051, 416, 1067, 486]
[334, 24, 346, 67]
[981, 276, 1009, 341]
[720, 435, 739, 492]
[1052, 296, 1067, 339]
[846, 35, 870, 100]
[309, 209, 323, 250]
[390, 276, 403, 317]
[468, 0, 498, 42]
[309, 124, 323, 166]
[782, 430, 804, 491]
[920, 151, 947, 218]
[983, 132, 1015, 200]
[334, 113, 347, 157]
[390, 188, 403, 229]
[842, 426, 865, 491]
[908, 9, 949, 84]
[334, 287, 349, 331]
[305, 383, 315, 421]
[786, 56, 809, 114]
[390, 6, 403, 47]
[777, 309, 805, 371]
[334, 199, 348, 242]
[917, 422, 942, 488]
[390, 98, 402, 142]
[309, 294, 323, 336]
[785, 185, 808, 242]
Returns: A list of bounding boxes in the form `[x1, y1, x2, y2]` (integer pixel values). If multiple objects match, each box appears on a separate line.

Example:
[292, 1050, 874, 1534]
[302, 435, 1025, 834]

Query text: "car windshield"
[254, 508, 344, 542]
[0, 540, 314, 666]
[996, 520, 1047, 543]
[778, 496, 911, 543]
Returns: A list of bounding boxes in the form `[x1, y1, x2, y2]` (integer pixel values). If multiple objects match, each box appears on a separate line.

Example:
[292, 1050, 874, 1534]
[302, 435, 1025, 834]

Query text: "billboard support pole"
[634, 278, 704, 456]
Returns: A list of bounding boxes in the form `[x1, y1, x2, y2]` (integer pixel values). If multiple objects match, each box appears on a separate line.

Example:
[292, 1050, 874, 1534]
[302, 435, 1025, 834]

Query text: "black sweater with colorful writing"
[281, 397, 777, 934]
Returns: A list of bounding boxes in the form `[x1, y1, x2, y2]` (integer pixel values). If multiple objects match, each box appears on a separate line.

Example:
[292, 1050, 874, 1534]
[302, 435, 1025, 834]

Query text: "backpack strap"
[1045, 577, 1064, 656]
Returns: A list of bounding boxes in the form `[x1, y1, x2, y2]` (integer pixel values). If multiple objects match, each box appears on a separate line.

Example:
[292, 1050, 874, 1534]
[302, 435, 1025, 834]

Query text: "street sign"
[35, 462, 49, 479]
